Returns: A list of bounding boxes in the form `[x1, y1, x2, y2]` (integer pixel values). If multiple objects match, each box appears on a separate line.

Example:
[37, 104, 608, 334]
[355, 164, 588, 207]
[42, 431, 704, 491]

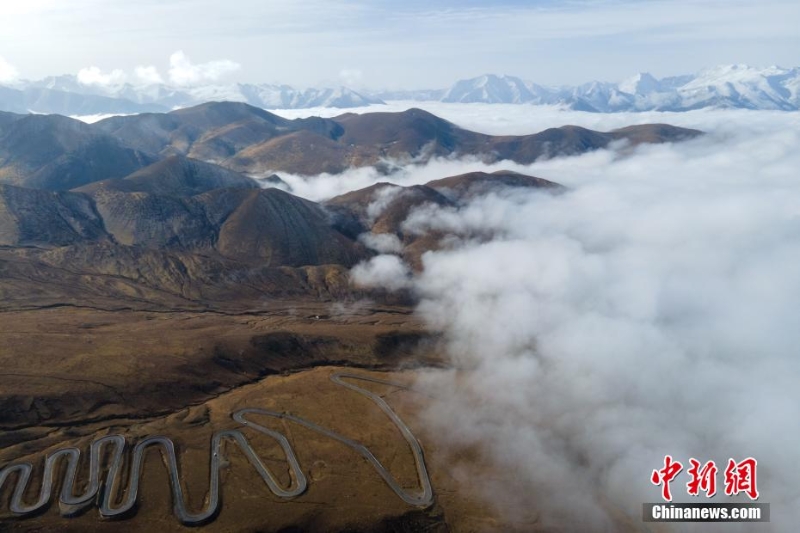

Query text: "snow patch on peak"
[618, 72, 661, 95]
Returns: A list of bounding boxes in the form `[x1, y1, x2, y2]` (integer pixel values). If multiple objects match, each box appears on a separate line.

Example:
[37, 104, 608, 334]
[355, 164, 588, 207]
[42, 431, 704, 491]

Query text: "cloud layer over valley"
[339, 107, 800, 531]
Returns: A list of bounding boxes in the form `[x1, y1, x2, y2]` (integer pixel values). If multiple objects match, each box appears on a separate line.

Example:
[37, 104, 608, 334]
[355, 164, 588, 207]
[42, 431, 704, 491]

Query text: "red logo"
[651, 455, 683, 502]
[652, 456, 758, 501]
[686, 458, 718, 497]
[724, 457, 759, 500]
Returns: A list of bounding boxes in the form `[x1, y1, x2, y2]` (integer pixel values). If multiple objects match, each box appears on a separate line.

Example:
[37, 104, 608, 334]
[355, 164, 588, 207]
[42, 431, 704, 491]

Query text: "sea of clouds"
[283, 104, 799, 532]
[80, 99, 798, 530]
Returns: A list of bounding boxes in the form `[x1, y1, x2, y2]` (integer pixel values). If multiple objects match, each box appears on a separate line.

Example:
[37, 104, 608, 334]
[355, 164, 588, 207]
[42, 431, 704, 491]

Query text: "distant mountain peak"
[4, 65, 800, 116]
[442, 73, 536, 104]
[0, 74, 385, 116]
[618, 72, 661, 95]
[379, 65, 800, 112]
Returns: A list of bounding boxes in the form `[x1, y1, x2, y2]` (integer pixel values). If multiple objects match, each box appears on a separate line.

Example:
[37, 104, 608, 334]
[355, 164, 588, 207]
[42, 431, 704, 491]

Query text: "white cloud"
[0, 55, 19, 83]
[366, 185, 406, 222]
[168, 50, 240, 87]
[340, 108, 800, 531]
[134, 65, 164, 85]
[350, 254, 412, 291]
[270, 100, 795, 136]
[76, 66, 127, 87]
[358, 232, 404, 254]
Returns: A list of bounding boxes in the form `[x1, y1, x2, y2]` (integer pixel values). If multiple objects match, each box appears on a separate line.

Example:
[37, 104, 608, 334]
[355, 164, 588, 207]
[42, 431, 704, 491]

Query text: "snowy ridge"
[4, 65, 800, 115]
[0, 75, 383, 115]
[374, 65, 800, 112]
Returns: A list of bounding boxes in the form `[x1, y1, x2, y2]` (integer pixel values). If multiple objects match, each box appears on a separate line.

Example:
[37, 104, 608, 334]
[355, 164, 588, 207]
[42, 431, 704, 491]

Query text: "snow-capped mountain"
[0, 75, 383, 115]
[3, 65, 799, 116]
[617, 72, 662, 96]
[376, 65, 800, 112]
[673, 64, 799, 110]
[440, 74, 543, 104]
[157, 82, 383, 110]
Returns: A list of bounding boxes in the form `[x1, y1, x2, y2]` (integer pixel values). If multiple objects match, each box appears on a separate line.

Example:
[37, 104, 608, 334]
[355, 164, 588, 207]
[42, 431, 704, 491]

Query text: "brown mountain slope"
[607, 123, 708, 148]
[94, 102, 291, 157]
[327, 170, 563, 226]
[487, 125, 613, 162]
[327, 182, 455, 234]
[485, 123, 700, 163]
[425, 170, 565, 200]
[0, 184, 109, 246]
[77, 185, 367, 265]
[0, 181, 370, 309]
[77, 155, 259, 197]
[0, 114, 156, 190]
[94, 101, 344, 162]
[91, 103, 701, 177]
[0, 150, 371, 264]
[334, 108, 469, 153]
[0, 169, 565, 309]
[224, 107, 702, 175]
[89, 189, 216, 249]
[0, 244, 358, 310]
[224, 108, 484, 175]
[203, 187, 365, 266]
[326, 169, 565, 268]
[228, 129, 350, 175]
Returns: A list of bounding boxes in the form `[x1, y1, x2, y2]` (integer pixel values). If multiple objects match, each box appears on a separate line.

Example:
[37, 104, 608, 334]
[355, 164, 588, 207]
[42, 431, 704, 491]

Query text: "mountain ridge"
[0, 75, 383, 115]
[0, 113, 157, 190]
[372, 64, 800, 111]
[0, 167, 564, 308]
[0, 103, 701, 188]
[4, 64, 799, 116]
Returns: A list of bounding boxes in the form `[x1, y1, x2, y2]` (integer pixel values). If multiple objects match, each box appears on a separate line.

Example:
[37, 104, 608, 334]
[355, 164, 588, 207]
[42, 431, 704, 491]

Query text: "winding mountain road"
[0, 371, 433, 525]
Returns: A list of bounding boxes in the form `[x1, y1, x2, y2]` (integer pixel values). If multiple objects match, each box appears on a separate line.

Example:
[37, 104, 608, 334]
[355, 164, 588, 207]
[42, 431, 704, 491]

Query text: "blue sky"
[0, 0, 798, 88]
